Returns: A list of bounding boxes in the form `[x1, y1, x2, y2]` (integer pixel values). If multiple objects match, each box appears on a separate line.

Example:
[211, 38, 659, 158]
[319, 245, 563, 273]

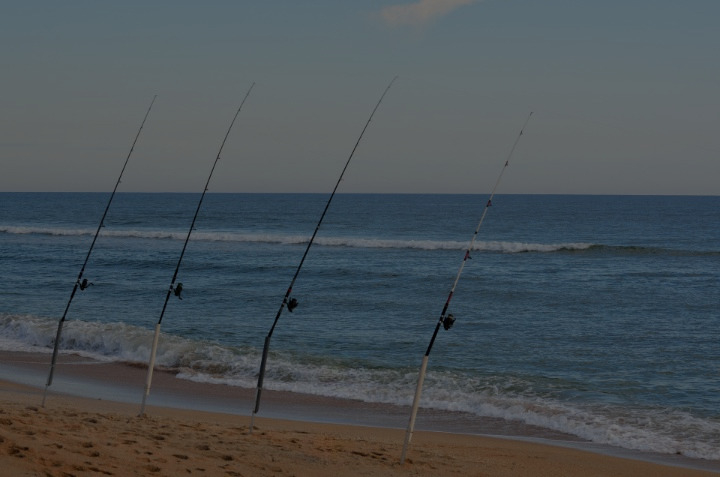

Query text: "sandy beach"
[1, 352, 718, 477]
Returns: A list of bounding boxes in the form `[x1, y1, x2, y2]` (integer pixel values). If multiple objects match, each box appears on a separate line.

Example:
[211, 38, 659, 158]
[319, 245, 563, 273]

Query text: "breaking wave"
[0, 225, 597, 253]
[2, 313, 719, 460]
[5, 224, 718, 256]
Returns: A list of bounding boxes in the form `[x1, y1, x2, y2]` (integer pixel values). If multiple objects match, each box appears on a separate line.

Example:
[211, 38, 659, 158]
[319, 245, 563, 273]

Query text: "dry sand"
[1, 379, 718, 477]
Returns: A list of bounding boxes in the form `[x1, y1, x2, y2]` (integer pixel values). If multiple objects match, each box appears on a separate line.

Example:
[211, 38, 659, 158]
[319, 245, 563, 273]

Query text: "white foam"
[0, 225, 94, 237]
[1, 225, 593, 253]
[2, 312, 717, 460]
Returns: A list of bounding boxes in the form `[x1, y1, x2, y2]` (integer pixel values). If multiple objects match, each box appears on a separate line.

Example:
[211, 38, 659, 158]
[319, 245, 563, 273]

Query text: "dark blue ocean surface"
[1, 193, 718, 459]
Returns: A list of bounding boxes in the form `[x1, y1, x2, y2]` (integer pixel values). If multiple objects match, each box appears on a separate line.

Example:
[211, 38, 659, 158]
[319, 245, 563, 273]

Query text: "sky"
[1, 0, 718, 195]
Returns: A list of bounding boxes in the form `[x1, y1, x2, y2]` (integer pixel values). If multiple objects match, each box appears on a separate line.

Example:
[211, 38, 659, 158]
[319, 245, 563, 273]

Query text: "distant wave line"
[2, 225, 717, 256]
[0, 225, 594, 253]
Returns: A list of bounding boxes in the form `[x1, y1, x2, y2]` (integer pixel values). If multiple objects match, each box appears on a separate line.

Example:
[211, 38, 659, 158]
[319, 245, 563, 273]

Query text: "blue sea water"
[1, 192, 719, 460]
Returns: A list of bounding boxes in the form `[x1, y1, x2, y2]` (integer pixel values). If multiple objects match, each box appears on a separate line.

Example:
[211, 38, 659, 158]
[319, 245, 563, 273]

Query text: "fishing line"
[400, 112, 533, 463]
[249, 76, 398, 432]
[139, 83, 255, 415]
[41, 95, 157, 407]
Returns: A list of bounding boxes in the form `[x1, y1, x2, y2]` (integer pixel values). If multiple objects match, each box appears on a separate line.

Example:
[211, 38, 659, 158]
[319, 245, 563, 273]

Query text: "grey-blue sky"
[1, 1, 718, 194]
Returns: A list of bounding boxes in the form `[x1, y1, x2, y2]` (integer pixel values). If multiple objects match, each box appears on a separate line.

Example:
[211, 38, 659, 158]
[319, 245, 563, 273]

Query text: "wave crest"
[0, 225, 594, 253]
[2, 313, 719, 460]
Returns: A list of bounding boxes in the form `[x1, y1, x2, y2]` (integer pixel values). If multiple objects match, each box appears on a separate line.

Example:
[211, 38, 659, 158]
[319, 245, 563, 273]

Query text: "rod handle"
[140, 323, 162, 415]
[400, 355, 429, 463]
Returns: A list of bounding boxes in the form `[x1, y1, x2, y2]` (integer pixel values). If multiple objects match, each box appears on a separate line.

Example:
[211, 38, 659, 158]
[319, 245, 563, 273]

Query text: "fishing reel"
[287, 297, 299, 312]
[173, 282, 184, 300]
[442, 313, 455, 330]
[78, 278, 93, 291]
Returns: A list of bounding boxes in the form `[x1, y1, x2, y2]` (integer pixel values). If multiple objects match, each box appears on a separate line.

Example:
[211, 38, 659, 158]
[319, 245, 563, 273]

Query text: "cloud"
[380, 0, 480, 27]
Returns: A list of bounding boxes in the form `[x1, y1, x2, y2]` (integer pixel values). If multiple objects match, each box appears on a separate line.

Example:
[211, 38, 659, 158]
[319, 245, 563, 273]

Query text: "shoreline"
[2, 350, 719, 475]
[0, 350, 583, 436]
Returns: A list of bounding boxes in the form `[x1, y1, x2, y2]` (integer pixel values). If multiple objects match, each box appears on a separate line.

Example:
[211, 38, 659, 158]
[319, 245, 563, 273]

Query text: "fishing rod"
[249, 76, 398, 432]
[139, 83, 255, 415]
[41, 95, 157, 407]
[400, 112, 533, 463]
[140, 83, 255, 416]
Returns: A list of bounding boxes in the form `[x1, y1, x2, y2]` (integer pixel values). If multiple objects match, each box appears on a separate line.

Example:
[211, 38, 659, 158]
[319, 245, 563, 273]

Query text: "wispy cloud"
[380, 0, 480, 27]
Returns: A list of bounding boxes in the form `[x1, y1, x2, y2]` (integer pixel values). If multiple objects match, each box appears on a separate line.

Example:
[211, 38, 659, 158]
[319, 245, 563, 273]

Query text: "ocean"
[1, 192, 718, 462]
